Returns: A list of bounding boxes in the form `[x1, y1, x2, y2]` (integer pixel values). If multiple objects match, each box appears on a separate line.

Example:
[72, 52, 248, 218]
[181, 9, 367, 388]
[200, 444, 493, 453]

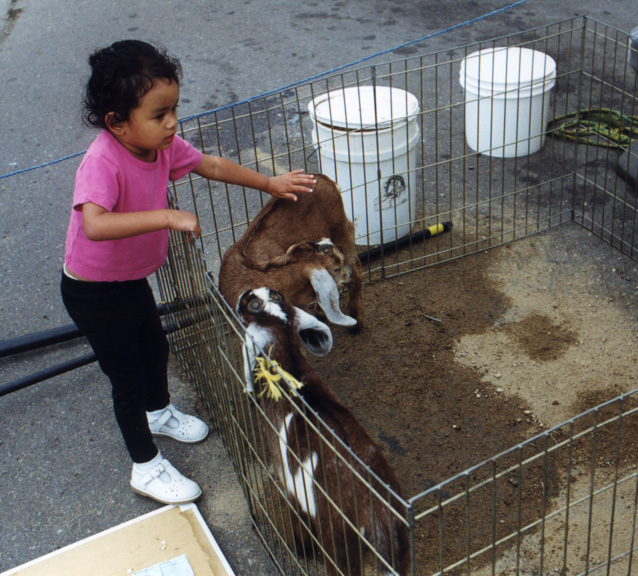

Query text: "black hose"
[357, 221, 453, 263]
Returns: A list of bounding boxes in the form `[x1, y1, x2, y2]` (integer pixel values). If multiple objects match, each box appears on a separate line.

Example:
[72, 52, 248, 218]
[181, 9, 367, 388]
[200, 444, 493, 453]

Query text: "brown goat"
[219, 173, 363, 329]
[238, 287, 408, 576]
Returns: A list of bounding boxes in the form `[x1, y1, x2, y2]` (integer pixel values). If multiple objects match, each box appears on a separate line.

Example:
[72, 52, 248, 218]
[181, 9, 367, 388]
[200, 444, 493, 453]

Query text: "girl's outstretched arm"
[81, 202, 201, 241]
[192, 154, 315, 201]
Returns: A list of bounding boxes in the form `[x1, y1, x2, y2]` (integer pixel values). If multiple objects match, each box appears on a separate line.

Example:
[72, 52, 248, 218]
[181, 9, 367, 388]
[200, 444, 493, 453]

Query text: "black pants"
[60, 273, 169, 463]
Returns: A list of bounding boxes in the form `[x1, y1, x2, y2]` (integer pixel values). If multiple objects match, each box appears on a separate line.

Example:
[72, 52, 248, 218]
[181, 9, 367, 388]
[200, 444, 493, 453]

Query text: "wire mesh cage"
[156, 16, 638, 576]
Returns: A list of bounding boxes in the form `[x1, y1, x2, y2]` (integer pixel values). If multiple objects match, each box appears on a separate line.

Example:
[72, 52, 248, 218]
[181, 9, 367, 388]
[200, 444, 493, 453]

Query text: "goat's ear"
[241, 324, 273, 393]
[241, 335, 256, 393]
[292, 306, 333, 356]
[309, 268, 358, 327]
[285, 241, 314, 263]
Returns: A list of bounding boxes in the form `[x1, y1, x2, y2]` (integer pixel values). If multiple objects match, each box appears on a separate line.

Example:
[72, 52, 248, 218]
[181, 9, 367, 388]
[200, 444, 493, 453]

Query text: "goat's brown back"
[241, 173, 352, 264]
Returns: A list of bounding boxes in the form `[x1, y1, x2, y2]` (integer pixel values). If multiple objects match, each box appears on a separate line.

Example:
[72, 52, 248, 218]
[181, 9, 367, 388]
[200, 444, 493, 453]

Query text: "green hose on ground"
[548, 108, 638, 148]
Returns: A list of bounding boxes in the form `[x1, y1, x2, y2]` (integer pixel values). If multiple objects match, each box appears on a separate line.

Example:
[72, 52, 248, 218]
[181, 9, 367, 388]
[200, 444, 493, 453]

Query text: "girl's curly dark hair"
[83, 40, 182, 129]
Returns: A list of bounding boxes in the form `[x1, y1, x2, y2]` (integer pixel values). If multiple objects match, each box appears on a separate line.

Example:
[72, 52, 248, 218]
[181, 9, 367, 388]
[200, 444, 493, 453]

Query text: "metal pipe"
[0, 303, 213, 396]
[0, 324, 82, 358]
[0, 353, 96, 397]
[0, 302, 176, 358]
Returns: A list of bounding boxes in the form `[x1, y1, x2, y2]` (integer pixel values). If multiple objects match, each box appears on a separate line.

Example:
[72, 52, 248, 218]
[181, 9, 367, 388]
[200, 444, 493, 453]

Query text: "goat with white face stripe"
[238, 287, 408, 576]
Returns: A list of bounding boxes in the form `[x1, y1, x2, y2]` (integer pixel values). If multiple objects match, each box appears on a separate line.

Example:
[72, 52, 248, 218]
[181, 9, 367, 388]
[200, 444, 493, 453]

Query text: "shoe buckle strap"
[140, 463, 166, 485]
[151, 407, 174, 431]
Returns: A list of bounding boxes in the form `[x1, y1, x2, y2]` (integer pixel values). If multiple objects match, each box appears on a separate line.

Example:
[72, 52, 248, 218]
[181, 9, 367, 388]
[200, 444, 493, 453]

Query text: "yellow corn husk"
[253, 352, 304, 401]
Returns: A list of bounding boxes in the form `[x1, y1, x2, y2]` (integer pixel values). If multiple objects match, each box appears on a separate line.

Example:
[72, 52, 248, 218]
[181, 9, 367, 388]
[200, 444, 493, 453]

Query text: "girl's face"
[108, 78, 180, 162]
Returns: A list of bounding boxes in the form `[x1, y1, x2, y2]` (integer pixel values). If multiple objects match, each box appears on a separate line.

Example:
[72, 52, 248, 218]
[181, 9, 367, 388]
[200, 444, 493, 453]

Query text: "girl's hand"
[266, 170, 316, 201]
[169, 210, 201, 240]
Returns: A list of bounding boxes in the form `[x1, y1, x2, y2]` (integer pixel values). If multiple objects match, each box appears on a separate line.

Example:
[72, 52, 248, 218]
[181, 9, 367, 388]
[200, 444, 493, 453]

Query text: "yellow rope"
[548, 108, 638, 148]
[253, 350, 304, 401]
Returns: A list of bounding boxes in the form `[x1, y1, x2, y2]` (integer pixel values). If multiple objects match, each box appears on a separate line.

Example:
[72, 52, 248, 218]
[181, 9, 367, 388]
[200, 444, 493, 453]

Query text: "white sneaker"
[147, 404, 209, 443]
[130, 458, 202, 504]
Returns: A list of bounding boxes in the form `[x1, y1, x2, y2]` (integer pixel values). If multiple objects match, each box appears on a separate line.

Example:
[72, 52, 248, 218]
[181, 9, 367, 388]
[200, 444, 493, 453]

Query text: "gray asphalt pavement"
[1, 1, 637, 574]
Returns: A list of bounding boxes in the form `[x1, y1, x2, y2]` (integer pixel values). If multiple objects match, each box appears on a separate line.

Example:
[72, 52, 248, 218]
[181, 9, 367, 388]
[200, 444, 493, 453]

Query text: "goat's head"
[286, 238, 347, 281]
[237, 287, 333, 393]
[285, 238, 356, 328]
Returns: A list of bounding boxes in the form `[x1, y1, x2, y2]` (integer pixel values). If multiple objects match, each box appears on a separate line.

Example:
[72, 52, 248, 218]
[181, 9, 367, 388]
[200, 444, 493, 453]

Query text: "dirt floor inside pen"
[159, 17, 638, 576]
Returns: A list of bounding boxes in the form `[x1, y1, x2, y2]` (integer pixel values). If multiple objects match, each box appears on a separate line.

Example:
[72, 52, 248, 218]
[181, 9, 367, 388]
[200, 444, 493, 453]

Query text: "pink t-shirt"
[64, 130, 203, 281]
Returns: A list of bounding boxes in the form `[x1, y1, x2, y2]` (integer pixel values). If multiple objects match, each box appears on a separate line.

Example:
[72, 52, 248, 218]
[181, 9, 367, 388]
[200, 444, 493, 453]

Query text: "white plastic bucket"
[308, 86, 420, 245]
[459, 47, 556, 157]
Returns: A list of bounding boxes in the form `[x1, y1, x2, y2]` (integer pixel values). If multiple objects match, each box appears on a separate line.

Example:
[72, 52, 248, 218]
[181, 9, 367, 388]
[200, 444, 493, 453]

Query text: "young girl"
[60, 40, 315, 505]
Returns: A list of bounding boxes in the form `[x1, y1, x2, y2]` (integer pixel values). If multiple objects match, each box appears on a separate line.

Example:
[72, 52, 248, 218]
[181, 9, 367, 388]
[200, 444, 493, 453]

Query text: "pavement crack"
[1, 0, 23, 47]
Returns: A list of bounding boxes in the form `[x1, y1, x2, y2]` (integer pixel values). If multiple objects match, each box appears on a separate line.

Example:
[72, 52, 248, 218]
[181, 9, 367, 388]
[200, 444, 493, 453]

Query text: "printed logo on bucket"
[374, 175, 408, 212]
